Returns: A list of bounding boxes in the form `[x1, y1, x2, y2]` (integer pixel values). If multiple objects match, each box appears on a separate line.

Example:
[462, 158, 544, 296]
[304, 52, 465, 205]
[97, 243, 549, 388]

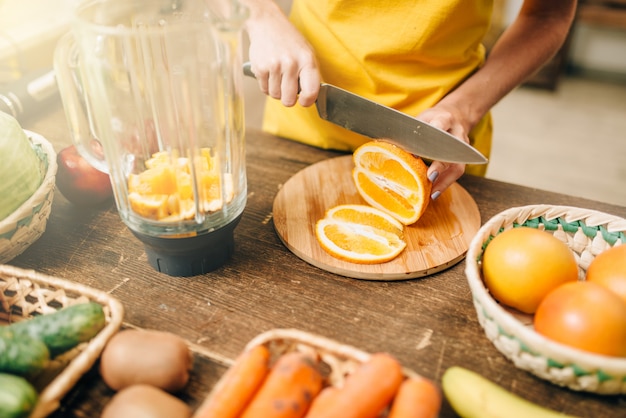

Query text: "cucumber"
[2, 302, 106, 357]
[0, 373, 38, 418]
[0, 332, 50, 376]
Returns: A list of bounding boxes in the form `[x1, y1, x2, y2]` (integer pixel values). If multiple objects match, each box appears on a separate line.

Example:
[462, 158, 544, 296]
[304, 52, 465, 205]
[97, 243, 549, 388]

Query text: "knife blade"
[242, 62, 488, 164]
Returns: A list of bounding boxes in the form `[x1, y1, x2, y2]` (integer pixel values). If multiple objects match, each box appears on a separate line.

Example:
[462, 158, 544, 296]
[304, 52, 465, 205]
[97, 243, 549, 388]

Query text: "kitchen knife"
[243, 62, 488, 164]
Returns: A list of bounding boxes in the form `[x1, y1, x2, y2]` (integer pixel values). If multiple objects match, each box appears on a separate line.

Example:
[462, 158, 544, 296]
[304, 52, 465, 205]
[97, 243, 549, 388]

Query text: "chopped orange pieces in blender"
[128, 148, 232, 221]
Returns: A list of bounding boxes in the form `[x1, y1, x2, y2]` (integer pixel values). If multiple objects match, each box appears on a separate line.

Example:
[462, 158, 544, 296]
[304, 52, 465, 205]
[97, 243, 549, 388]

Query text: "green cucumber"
[2, 302, 106, 357]
[0, 332, 50, 376]
[0, 373, 38, 418]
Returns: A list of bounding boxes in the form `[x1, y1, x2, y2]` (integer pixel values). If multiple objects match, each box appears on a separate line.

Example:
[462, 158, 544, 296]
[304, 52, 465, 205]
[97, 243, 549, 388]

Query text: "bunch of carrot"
[192, 344, 441, 418]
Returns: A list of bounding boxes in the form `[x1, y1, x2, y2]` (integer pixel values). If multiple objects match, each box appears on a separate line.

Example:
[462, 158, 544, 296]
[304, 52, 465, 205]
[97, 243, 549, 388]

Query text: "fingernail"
[428, 171, 439, 182]
[431, 191, 441, 201]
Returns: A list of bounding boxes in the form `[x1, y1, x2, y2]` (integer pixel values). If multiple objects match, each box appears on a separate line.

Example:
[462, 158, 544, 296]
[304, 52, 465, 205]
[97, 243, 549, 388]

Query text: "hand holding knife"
[243, 61, 487, 165]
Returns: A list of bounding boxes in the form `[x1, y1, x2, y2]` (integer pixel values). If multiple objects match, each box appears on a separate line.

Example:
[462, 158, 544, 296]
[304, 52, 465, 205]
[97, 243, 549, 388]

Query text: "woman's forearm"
[439, 0, 577, 131]
[239, 0, 289, 36]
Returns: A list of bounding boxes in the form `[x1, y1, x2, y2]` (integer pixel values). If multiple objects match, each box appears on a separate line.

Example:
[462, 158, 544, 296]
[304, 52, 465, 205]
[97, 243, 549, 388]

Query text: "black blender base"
[131, 214, 242, 277]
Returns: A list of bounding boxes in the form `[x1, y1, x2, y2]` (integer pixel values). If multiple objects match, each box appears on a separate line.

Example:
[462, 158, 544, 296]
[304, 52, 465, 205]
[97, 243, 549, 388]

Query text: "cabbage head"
[0, 112, 43, 221]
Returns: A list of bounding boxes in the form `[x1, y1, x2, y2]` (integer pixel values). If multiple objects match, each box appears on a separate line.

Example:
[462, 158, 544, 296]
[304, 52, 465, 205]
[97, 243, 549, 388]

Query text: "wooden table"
[14, 103, 626, 417]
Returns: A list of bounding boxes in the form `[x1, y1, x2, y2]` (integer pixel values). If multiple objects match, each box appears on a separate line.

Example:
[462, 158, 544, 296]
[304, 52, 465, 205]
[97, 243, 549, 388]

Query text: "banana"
[442, 366, 580, 418]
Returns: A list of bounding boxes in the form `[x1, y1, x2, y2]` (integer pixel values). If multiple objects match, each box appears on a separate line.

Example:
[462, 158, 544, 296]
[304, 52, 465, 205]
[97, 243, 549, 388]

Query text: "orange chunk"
[128, 193, 170, 220]
[127, 148, 232, 221]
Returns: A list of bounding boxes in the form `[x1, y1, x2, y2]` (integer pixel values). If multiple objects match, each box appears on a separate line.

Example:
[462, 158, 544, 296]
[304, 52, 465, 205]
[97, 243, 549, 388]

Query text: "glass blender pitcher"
[54, 0, 248, 276]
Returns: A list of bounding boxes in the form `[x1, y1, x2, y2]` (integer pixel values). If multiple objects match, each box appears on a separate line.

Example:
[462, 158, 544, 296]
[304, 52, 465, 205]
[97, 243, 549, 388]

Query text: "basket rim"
[0, 264, 124, 418]
[195, 328, 425, 417]
[0, 130, 57, 230]
[465, 204, 626, 373]
[245, 328, 372, 362]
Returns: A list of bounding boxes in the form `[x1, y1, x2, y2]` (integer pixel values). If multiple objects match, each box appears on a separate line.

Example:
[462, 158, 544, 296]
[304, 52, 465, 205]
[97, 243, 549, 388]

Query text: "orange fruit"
[128, 148, 232, 221]
[352, 140, 432, 225]
[315, 204, 406, 264]
[482, 227, 579, 314]
[534, 281, 626, 357]
[586, 244, 626, 304]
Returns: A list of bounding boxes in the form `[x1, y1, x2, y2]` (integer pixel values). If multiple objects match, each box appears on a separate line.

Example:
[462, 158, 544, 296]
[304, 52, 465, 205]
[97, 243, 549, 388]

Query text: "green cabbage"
[0, 112, 44, 221]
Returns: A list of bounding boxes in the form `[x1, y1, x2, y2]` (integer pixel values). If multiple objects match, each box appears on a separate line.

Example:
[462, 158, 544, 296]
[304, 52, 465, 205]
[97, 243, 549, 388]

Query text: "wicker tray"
[0, 264, 124, 417]
[465, 205, 626, 394]
[0, 130, 57, 264]
[245, 328, 420, 383]
[194, 328, 422, 417]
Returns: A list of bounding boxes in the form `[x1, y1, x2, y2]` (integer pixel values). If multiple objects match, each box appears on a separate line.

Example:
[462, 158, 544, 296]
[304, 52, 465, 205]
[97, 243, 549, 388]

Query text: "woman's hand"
[416, 105, 470, 200]
[242, 0, 321, 107]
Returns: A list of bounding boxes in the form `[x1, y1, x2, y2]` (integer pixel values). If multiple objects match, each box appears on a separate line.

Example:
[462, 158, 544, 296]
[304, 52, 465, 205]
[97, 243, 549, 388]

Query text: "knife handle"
[242, 62, 255, 78]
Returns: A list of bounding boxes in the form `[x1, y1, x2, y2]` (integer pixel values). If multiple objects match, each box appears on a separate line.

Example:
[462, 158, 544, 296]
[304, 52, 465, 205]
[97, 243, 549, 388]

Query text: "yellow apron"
[262, 0, 493, 176]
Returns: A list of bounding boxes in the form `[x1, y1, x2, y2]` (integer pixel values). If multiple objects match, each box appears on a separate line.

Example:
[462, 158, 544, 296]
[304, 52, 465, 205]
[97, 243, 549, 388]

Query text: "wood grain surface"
[273, 156, 481, 280]
[16, 104, 626, 417]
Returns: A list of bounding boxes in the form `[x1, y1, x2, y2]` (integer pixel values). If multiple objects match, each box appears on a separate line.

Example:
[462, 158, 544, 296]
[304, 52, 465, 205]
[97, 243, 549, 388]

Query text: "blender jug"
[54, 0, 248, 276]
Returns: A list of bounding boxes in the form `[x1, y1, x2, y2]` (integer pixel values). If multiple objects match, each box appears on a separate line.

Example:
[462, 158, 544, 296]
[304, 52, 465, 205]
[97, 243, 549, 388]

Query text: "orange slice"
[352, 140, 432, 225]
[315, 204, 406, 264]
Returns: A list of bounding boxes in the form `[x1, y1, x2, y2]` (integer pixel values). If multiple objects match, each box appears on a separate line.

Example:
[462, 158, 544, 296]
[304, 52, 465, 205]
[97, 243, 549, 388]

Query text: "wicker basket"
[245, 328, 421, 382]
[194, 328, 422, 416]
[465, 204, 626, 394]
[0, 264, 124, 417]
[0, 130, 57, 264]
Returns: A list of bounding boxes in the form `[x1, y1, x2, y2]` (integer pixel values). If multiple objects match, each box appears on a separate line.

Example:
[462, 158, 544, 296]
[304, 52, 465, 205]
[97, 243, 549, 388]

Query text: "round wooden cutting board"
[272, 155, 481, 280]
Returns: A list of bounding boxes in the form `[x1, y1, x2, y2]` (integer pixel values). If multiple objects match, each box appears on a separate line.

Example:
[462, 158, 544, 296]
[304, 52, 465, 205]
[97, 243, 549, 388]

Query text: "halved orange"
[315, 204, 406, 264]
[352, 140, 431, 225]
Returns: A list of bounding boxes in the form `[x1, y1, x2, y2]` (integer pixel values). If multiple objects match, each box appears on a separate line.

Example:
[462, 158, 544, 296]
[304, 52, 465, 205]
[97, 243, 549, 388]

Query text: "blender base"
[131, 214, 243, 277]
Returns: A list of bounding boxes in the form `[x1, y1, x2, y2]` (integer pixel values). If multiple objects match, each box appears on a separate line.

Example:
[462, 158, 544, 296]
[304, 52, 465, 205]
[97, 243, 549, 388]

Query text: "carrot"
[303, 385, 338, 413]
[241, 350, 323, 418]
[192, 344, 271, 418]
[387, 376, 442, 418]
[304, 352, 404, 418]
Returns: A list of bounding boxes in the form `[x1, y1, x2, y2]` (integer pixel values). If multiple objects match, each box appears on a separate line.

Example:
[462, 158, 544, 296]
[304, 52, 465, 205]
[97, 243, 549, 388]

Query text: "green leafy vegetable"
[0, 112, 43, 221]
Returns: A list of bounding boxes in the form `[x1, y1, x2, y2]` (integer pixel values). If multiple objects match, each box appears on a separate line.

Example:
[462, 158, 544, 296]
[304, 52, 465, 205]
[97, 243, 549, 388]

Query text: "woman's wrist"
[240, 0, 287, 34]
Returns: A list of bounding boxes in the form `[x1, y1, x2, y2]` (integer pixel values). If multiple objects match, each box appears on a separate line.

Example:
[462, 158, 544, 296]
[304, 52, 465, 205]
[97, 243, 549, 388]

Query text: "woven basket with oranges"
[465, 204, 626, 394]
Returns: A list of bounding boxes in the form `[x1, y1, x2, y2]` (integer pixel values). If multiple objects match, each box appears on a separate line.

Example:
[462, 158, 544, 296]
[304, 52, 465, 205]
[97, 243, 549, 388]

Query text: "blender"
[54, 0, 248, 276]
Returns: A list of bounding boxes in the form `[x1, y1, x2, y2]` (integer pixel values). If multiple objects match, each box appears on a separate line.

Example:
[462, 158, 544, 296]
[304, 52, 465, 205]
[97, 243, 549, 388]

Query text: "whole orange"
[482, 227, 578, 314]
[534, 281, 626, 357]
[586, 244, 626, 304]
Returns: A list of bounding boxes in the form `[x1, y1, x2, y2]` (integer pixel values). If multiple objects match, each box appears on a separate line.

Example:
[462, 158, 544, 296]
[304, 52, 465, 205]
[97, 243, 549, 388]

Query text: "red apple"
[56, 144, 114, 206]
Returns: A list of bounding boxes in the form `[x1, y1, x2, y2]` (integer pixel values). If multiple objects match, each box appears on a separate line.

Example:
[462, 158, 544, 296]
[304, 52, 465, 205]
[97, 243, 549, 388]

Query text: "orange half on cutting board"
[352, 140, 431, 225]
[315, 204, 407, 264]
